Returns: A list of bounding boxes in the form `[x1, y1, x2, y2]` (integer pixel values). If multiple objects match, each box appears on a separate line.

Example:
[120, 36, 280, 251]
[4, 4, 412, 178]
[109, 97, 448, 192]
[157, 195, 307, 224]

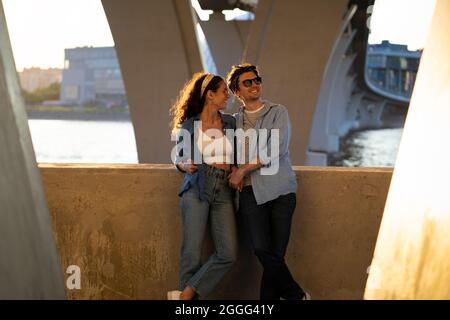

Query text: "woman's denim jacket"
[174, 112, 236, 203]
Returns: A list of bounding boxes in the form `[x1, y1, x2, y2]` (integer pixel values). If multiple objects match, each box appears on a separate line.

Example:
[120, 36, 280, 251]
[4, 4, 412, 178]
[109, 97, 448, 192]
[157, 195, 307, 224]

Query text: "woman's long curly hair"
[170, 72, 224, 132]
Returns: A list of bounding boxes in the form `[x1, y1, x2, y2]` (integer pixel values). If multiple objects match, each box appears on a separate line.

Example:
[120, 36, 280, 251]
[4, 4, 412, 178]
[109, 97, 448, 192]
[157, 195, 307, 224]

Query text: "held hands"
[179, 159, 198, 174]
[180, 161, 244, 190]
[228, 166, 245, 192]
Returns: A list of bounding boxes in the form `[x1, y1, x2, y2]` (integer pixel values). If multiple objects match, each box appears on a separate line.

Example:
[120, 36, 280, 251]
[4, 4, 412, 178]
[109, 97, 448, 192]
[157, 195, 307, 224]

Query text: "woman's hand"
[179, 160, 198, 174]
[228, 166, 245, 192]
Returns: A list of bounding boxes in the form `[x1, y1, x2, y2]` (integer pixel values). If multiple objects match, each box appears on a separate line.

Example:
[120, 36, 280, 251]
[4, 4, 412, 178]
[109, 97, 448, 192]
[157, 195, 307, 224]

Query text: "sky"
[368, 0, 437, 50]
[2, 0, 114, 71]
[2, 0, 437, 71]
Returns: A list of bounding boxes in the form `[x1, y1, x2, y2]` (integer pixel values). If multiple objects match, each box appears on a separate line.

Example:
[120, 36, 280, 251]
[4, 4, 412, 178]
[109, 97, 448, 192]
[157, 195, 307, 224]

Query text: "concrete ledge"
[39, 164, 392, 299]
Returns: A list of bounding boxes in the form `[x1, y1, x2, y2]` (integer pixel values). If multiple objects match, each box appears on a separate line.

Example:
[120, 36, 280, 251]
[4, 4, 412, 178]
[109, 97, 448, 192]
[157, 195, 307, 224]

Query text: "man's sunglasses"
[241, 76, 262, 88]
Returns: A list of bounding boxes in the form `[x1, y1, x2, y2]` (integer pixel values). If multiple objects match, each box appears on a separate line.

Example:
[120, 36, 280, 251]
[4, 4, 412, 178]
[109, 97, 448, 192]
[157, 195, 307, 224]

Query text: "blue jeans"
[240, 186, 305, 300]
[179, 165, 237, 298]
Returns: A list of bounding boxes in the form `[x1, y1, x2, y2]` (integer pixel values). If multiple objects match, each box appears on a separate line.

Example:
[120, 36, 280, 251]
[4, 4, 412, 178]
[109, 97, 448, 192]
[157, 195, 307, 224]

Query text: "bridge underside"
[102, 0, 375, 165]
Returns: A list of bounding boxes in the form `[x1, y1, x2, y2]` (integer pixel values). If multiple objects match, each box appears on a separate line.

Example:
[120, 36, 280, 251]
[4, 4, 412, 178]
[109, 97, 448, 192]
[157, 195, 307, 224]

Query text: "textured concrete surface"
[365, 0, 450, 299]
[40, 164, 392, 300]
[0, 3, 65, 299]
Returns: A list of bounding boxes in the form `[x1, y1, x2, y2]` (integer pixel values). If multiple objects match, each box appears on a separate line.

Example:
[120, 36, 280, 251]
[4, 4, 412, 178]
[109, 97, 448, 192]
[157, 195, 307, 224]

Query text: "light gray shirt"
[235, 100, 298, 205]
[242, 104, 269, 186]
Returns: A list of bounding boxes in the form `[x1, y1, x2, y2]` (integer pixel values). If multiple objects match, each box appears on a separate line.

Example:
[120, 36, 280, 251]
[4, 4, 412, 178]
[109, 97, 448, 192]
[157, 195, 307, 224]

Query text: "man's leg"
[240, 186, 278, 299]
[270, 193, 305, 299]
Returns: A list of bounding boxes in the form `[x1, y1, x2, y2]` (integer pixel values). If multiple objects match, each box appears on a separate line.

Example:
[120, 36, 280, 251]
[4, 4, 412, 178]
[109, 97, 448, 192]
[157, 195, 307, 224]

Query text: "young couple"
[169, 64, 309, 300]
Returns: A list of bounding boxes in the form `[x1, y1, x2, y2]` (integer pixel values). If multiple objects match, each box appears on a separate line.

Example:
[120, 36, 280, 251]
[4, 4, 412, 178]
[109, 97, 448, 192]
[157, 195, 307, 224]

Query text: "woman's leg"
[179, 187, 210, 297]
[186, 180, 237, 298]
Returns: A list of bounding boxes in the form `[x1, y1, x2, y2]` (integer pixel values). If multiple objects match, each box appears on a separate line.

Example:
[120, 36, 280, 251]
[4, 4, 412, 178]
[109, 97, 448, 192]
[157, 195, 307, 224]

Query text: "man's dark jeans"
[240, 186, 305, 300]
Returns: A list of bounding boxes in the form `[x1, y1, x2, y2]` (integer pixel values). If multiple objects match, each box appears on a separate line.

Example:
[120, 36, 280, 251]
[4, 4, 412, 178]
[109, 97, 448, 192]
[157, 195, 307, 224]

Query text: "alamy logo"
[171, 121, 280, 175]
[66, 265, 81, 290]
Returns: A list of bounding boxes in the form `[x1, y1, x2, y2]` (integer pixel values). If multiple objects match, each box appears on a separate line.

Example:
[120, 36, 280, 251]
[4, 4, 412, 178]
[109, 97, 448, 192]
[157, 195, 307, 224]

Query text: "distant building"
[19, 67, 62, 92]
[60, 46, 127, 107]
[366, 41, 422, 102]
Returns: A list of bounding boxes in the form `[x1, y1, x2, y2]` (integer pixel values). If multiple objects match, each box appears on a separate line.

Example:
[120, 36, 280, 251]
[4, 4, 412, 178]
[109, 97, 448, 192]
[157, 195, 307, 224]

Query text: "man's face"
[235, 71, 262, 102]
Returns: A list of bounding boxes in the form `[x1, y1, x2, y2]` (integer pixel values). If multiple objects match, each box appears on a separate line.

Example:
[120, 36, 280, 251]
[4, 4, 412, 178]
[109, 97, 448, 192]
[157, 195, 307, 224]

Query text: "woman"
[168, 73, 237, 300]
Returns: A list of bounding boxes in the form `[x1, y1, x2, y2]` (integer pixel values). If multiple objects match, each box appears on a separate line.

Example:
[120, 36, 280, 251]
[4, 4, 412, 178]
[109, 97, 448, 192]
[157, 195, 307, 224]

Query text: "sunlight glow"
[369, 0, 437, 50]
[191, 0, 212, 21]
[2, 0, 114, 71]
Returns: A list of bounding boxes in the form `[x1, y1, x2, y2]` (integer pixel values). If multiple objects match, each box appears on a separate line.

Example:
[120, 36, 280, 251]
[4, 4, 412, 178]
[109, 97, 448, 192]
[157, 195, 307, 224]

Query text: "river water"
[28, 118, 403, 167]
[28, 119, 138, 163]
[328, 128, 403, 167]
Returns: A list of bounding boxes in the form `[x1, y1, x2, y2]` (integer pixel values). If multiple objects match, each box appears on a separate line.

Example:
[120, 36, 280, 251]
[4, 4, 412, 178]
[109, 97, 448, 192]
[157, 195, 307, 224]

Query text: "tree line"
[22, 82, 60, 104]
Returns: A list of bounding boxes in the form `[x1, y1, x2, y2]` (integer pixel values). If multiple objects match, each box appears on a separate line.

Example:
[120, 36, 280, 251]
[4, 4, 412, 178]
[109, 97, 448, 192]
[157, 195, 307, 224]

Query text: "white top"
[245, 103, 266, 114]
[197, 129, 233, 165]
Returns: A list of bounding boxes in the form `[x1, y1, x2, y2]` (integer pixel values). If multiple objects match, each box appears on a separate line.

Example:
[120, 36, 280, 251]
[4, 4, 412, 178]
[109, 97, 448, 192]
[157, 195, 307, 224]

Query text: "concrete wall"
[40, 164, 392, 300]
[0, 3, 65, 299]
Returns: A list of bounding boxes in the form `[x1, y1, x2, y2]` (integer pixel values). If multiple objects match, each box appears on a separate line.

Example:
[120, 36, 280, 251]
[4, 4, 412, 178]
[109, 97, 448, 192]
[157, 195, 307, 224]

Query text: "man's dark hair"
[226, 63, 260, 93]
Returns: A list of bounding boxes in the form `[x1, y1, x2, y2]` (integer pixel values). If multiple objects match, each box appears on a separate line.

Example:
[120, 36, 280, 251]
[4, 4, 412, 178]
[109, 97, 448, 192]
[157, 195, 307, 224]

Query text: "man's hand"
[228, 167, 246, 192]
[179, 159, 198, 174]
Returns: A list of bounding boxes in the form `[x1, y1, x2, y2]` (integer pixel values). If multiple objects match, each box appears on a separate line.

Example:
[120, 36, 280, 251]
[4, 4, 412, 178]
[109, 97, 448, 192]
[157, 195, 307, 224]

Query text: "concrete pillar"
[358, 99, 385, 129]
[365, 0, 450, 299]
[0, 2, 65, 299]
[243, 0, 349, 165]
[307, 6, 357, 158]
[199, 12, 251, 78]
[102, 0, 203, 163]
[346, 92, 364, 129]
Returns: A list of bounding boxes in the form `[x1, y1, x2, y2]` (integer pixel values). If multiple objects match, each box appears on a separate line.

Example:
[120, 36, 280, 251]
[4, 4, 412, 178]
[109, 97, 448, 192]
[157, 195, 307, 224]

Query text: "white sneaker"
[167, 290, 182, 300]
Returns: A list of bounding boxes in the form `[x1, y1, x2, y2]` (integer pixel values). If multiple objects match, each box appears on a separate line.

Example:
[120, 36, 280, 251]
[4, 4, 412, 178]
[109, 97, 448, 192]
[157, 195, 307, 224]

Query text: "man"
[227, 64, 309, 300]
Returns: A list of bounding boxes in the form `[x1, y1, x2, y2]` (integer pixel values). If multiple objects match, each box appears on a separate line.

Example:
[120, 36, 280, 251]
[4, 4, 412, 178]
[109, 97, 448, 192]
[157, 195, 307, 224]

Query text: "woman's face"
[209, 81, 229, 110]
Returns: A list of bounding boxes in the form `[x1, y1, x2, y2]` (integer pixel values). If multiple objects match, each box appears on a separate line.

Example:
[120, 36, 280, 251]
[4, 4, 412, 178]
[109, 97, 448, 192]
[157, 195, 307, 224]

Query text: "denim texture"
[179, 165, 238, 298]
[175, 112, 236, 203]
[240, 186, 305, 300]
